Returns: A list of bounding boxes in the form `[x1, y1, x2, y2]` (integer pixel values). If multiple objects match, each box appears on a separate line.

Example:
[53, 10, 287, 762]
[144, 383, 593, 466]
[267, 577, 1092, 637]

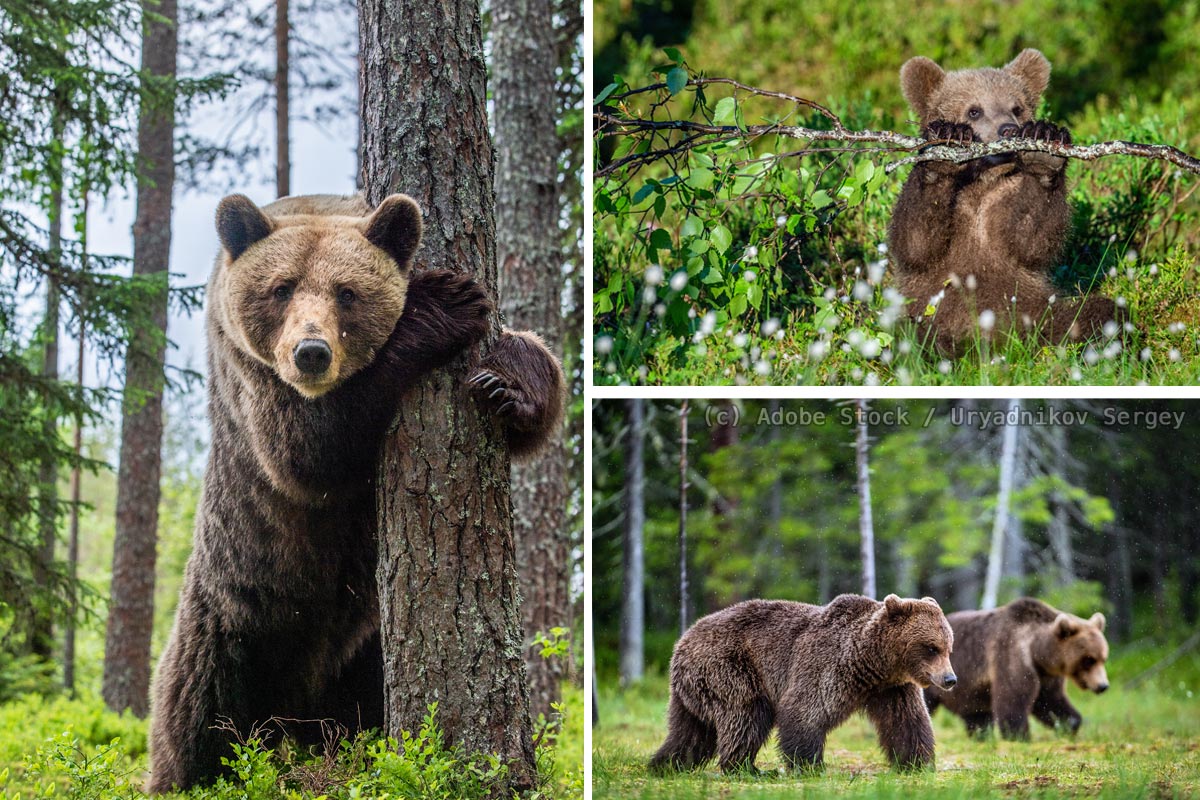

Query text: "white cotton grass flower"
[699, 311, 717, 336]
[595, 335, 614, 355]
[1104, 341, 1122, 360]
[860, 338, 881, 359]
[644, 264, 664, 286]
[965, 274, 977, 292]
[868, 260, 886, 285]
[733, 333, 749, 348]
[876, 242, 888, 255]
[1109, 233, 1118, 244]
[1115, 296, 1127, 308]
[897, 339, 912, 356]
[1047, 294, 1056, 305]
[744, 270, 757, 283]
[1083, 347, 1100, 365]
[743, 245, 758, 260]
[847, 329, 866, 349]
[937, 360, 952, 374]
[978, 309, 996, 332]
[1169, 348, 1182, 362]
[776, 214, 788, 227]
[1125, 249, 1138, 262]
[642, 287, 656, 304]
[1071, 366, 1083, 381]
[850, 367, 864, 381]
[761, 317, 780, 337]
[605, 361, 617, 374]
[808, 340, 828, 361]
[654, 303, 666, 317]
[669, 271, 688, 292]
[1140, 347, 1152, 361]
[853, 280, 872, 302]
[1108, 267, 1118, 278]
[754, 359, 771, 376]
[1150, 264, 1160, 276]
[823, 287, 837, 301]
[928, 290, 945, 308]
[636, 365, 648, 379]
[863, 372, 880, 386]
[1103, 320, 1120, 339]
[1169, 321, 1187, 334]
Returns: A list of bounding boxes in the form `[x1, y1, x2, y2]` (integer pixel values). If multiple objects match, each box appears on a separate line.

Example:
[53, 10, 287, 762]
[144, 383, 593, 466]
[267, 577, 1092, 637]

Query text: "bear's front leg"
[775, 696, 828, 773]
[468, 330, 565, 459]
[1032, 679, 1083, 734]
[992, 676, 1039, 740]
[864, 685, 936, 770]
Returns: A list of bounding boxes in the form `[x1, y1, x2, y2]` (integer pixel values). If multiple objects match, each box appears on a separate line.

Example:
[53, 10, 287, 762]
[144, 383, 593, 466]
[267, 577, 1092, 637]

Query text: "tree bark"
[359, 0, 535, 789]
[64, 201, 87, 695]
[982, 399, 1020, 611]
[855, 398, 876, 599]
[274, 0, 289, 197]
[492, 0, 568, 721]
[618, 399, 644, 687]
[103, 0, 176, 717]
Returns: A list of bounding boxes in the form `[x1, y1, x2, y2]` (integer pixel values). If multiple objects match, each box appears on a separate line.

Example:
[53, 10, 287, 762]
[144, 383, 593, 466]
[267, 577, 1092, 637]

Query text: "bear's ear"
[1053, 613, 1077, 639]
[361, 194, 423, 272]
[1004, 48, 1051, 107]
[921, 596, 940, 608]
[216, 194, 274, 260]
[1089, 612, 1106, 632]
[884, 594, 907, 616]
[899, 56, 945, 120]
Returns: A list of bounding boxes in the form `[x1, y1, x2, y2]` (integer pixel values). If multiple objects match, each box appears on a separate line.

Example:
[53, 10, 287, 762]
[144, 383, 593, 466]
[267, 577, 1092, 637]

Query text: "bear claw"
[922, 120, 979, 145]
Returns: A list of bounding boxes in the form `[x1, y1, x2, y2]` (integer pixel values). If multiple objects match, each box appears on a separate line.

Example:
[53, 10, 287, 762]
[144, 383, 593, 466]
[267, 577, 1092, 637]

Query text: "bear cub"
[145, 193, 565, 792]
[649, 594, 956, 774]
[925, 597, 1110, 740]
[888, 49, 1120, 356]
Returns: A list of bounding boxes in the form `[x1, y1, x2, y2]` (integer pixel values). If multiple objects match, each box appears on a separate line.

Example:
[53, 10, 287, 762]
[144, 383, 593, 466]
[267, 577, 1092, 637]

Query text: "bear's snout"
[1094, 681, 1109, 694]
[294, 338, 333, 375]
[941, 672, 957, 690]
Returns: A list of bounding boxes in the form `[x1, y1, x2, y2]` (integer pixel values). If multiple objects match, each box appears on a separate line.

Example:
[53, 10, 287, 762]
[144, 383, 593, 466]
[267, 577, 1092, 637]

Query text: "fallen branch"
[594, 77, 1200, 178]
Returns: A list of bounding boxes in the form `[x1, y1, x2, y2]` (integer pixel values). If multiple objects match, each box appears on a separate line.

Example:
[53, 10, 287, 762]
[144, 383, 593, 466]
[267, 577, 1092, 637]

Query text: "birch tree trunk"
[981, 398, 1020, 611]
[679, 399, 690, 634]
[492, 0, 568, 720]
[618, 399, 644, 686]
[103, 0, 176, 716]
[359, 0, 535, 788]
[274, 0, 289, 197]
[855, 398, 876, 599]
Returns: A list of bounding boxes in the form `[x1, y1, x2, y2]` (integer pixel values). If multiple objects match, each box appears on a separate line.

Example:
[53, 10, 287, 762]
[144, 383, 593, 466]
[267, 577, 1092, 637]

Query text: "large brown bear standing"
[924, 598, 1110, 740]
[649, 595, 957, 774]
[145, 193, 565, 792]
[888, 49, 1120, 356]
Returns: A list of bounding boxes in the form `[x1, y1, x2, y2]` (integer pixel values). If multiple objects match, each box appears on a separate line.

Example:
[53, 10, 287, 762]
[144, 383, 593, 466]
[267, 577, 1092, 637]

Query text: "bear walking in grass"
[145, 193, 565, 792]
[924, 597, 1110, 740]
[649, 595, 957, 774]
[888, 49, 1120, 356]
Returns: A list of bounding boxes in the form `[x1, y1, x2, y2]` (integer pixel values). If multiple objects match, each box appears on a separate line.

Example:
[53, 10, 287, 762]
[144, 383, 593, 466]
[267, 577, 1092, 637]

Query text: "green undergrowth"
[593, 644, 1200, 799]
[0, 684, 583, 800]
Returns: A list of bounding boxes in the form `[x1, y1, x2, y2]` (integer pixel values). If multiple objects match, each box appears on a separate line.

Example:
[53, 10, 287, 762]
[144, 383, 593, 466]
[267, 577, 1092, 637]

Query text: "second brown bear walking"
[649, 595, 957, 774]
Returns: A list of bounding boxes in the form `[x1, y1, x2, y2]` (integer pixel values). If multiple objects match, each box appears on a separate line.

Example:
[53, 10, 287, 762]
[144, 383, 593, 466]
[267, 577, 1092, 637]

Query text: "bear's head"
[881, 594, 957, 690]
[212, 194, 422, 398]
[1047, 611, 1110, 693]
[900, 48, 1050, 143]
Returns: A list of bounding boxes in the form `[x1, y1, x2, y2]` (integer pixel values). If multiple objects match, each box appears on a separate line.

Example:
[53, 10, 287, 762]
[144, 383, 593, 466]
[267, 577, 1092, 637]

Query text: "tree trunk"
[1106, 471, 1134, 641]
[855, 398, 876, 599]
[64, 199, 87, 695]
[678, 399, 689, 634]
[618, 399, 644, 687]
[274, 0, 289, 197]
[1047, 422, 1075, 585]
[103, 0, 177, 717]
[982, 399, 1020, 611]
[492, 0, 567, 721]
[359, 0, 535, 789]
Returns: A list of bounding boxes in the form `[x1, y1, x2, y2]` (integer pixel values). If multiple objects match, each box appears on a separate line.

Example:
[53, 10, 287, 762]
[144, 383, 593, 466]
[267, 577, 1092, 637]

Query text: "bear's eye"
[926, 644, 940, 657]
[338, 288, 357, 306]
[273, 284, 293, 301]
[967, 106, 983, 120]
[1080, 656, 1096, 669]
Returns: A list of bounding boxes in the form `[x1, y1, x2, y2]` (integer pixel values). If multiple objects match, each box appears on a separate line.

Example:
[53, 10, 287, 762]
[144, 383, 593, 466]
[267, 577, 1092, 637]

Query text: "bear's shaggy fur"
[649, 595, 957, 774]
[888, 49, 1119, 356]
[924, 597, 1110, 740]
[146, 193, 565, 792]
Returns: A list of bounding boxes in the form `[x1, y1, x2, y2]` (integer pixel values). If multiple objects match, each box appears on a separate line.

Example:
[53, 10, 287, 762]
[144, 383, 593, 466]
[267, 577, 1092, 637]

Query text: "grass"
[593, 648, 1200, 799]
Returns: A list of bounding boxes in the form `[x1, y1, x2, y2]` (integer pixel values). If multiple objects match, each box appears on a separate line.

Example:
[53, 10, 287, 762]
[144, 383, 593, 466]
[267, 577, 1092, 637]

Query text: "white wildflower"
[669, 271, 688, 291]
[978, 310, 996, 332]
[644, 264, 664, 285]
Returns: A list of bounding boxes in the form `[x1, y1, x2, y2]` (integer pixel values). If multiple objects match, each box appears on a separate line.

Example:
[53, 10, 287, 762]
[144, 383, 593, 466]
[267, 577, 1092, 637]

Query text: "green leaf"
[681, 216, 704, 239]
[666, 67, 688, 95]
[593, 82, 619, 106]
[689, 239, 711, 255]
[649, 228, 673, 251]
[713, 97, 737, 125]
[710, 224, 732, 253]
[663, 47, 683, 65]
[811, 190, 833, 209]
[632, 183, 655, 205]
[730, 294, 748, 316]
[687, 168, 714, 190]
[747, 283, 764, 309]
[855, 159, 875, 184]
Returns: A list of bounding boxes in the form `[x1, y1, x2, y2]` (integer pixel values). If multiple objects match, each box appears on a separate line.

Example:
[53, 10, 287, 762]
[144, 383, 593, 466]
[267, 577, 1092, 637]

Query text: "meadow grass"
[593, 650, 1200, 799]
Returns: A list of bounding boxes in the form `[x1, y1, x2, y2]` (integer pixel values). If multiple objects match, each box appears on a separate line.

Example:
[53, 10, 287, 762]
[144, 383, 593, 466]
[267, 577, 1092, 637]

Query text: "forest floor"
[593, 646, 1200, 799]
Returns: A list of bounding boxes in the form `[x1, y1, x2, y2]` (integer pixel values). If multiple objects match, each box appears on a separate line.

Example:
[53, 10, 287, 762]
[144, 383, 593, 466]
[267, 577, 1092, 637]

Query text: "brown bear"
[888, 49, 1120, 356]
[648, 594, 957, 774]
[145, 193, 565, 792]
[924, 597, 1110, 740]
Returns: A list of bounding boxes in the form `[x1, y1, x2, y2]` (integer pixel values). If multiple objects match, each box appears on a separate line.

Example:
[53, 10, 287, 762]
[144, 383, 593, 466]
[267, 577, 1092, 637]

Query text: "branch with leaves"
[594, 76, 1200, 178]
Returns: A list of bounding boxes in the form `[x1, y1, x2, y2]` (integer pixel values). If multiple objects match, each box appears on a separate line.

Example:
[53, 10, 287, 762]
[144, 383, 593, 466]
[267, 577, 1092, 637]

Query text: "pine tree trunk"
[855, 398, 876, 599]
[359, 0, 536, 789]
[678, 400, 689, 634]
[618, 399, 644, 687]
[492, 0, 568, 721]
[981, 399, 1020, 611]
[103, 0, 176, 717]
[274, 0, 289, 197]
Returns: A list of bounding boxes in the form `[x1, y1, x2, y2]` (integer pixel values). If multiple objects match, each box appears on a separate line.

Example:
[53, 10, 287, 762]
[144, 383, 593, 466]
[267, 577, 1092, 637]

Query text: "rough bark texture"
[274, 0, 289, 197]
[359, 0, 536, 789]
[492, 0, 568, 722]
[103, 0, 176, 718]
[619, 399, 644, 686]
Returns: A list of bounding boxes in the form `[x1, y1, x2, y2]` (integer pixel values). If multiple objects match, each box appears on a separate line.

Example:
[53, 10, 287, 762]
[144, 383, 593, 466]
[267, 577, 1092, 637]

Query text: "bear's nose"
[1094, 682, 1109, 694]
[294, 338, 332, 375]
[998, 123, 1019, 138]
[942, 672, 957, 690]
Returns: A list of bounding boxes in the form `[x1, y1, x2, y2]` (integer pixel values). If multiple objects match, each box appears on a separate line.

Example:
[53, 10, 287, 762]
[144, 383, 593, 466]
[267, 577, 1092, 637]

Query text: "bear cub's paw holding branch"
[649, 594, 957, 776]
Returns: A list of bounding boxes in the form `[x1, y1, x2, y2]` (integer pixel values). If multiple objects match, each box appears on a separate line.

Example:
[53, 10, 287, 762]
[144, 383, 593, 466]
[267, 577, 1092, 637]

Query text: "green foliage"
[593, 1, 1200, 385]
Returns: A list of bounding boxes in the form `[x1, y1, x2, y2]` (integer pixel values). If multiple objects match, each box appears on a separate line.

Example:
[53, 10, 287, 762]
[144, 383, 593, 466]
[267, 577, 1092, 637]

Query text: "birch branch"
[594, 78, 1200, 178]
